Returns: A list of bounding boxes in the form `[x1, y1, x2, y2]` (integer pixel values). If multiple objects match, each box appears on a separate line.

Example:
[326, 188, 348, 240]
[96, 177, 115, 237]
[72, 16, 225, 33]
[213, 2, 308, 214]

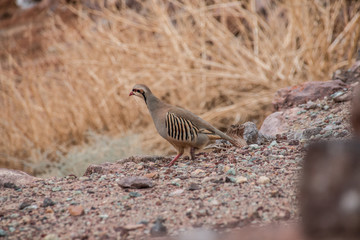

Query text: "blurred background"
[0, 0, 359, 177]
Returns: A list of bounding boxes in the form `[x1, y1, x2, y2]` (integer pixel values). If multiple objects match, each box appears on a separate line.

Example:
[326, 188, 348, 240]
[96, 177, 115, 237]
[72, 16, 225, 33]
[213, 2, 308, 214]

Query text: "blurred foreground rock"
[351, 85, 360, 136]
[302, 140, 360, 240]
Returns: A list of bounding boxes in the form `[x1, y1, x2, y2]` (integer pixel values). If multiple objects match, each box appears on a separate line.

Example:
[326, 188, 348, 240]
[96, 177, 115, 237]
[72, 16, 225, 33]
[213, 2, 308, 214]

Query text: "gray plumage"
[130, 84, 245, 166]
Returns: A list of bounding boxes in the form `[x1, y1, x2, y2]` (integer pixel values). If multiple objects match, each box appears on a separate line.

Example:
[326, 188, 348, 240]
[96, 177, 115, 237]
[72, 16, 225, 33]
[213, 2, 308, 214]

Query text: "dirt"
[0, 85, 353, 239]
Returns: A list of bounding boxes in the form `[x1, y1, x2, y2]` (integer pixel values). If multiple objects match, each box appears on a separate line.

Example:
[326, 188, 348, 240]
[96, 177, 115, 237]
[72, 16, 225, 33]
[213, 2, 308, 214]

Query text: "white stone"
[257, 176, 270, 184]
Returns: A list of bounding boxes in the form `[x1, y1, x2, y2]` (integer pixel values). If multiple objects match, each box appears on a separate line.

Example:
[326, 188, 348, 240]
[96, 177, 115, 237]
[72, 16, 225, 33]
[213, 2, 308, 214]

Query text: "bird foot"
[167, 153, 182, 167]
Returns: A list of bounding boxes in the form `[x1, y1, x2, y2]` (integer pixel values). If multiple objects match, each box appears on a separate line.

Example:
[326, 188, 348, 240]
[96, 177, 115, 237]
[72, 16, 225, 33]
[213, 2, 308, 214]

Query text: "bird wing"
[165, 107, 224, 143]
[166, 107, 245, 147]
[165, 112, 200, 142]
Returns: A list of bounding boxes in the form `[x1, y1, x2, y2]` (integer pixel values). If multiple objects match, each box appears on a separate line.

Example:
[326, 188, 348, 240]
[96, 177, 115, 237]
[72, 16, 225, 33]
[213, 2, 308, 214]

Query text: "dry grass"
[1, 0, 359, 174]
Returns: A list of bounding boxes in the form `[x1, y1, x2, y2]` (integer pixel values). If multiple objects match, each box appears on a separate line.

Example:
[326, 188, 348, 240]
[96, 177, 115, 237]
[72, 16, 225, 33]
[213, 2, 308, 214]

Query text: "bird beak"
[129, 91, 134, 96]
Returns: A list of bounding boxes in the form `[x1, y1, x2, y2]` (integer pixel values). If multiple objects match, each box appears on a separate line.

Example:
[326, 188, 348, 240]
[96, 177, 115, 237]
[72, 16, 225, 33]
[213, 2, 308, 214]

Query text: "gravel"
[0, 89, 353, 240]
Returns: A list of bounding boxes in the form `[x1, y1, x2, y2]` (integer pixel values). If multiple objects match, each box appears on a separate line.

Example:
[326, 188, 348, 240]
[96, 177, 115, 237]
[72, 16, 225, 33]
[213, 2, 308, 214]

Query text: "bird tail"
[212, 129, 247, 147]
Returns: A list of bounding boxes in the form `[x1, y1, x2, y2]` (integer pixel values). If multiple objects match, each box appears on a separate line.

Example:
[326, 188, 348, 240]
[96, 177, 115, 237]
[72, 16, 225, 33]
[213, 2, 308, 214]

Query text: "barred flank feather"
[166, 112, 199, 142]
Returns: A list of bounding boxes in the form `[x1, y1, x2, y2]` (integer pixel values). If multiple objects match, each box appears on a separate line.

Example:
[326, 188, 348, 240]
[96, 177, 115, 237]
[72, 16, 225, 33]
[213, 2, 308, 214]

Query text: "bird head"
[129, 84, 152, 103]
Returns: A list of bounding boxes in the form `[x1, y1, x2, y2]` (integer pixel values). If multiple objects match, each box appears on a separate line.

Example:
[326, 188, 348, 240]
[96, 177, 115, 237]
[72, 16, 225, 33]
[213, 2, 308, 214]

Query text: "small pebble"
[51, 187, 62, 192]
[129, 192, 141, 198]
[322, 105, 330, 111]
[268, 140, 278, 148]
[191, 169, 205, 177]
[68, 205, 84, 216]
[19, 201, 32, 210]
[188, 183, 201, 191]
[249, 144, 260, 150]
[169, 189, 184, 196]
[42, 198, 55, 208]
[144, 172, 159, 179]
[226, 168, 236, 176]
[257, 176, 270, 185]
[235, 176, 248, 184]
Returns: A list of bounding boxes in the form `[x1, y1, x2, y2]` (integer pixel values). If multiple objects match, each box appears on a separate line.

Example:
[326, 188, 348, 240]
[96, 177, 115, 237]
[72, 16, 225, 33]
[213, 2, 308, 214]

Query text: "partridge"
[129, 84, 245, 166]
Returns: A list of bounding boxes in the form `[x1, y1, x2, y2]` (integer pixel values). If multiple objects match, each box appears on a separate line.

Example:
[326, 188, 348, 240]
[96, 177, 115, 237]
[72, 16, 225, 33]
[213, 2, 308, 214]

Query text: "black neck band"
[141, 92, 147, 104]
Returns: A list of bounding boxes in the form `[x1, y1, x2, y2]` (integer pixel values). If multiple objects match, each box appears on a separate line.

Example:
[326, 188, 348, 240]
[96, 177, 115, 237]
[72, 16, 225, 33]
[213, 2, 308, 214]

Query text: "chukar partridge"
[129, 84, 245, 166]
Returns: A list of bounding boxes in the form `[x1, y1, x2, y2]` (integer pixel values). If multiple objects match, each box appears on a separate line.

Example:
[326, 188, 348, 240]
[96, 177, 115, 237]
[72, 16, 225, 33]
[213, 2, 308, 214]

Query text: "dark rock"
[19, 200, 32, 210]
[150, 217, 167, 237]
[3, 182, 20, 190]
[118, 176, 154, 189]
[83, 164, 106, 176]
[138, 220, 149, 225]
[302, 127, 322, 139]
[188, 183, 201, 191]
[243, 122, 258, 144]
[273, 80, 347, 110]
[288, 139, 299, 146]
[225, 176, 234, 183]
[42, 198, 55, 208]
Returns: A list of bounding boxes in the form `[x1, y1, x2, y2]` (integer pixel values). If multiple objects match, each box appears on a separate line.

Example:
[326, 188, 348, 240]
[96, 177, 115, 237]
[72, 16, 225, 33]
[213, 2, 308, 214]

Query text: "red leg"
[167, 153, 182, 167]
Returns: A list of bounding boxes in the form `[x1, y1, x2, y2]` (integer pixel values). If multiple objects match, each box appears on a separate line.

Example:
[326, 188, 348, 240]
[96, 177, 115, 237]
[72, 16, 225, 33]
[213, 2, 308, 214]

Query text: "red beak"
[129, 91, 134, 96]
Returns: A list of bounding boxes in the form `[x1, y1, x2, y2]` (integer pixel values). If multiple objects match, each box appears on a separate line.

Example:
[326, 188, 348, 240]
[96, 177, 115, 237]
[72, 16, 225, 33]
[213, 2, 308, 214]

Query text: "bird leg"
[167, 152, 183, 167]
[190, 147, 196, 160]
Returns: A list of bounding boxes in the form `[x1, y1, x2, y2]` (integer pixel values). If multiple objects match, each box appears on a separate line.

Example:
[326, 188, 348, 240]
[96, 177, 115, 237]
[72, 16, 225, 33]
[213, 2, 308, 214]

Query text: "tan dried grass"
[0, 0, 359, 174]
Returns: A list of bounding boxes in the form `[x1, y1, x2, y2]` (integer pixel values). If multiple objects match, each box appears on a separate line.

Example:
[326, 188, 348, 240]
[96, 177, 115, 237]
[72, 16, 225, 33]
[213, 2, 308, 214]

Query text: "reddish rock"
[68, 205, 84, 216]
[0, 168, 40, 186]
[83, 162, 118, 176]
[273, 80, 347, 110]
[83, 164, 107, 176]
[259, 108, 300, 137]
[144, 172, 159, 179]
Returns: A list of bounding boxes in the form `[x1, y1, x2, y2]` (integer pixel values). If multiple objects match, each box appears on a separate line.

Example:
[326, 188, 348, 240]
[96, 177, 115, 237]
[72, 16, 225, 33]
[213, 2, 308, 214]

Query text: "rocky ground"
[1, 62, 359, 239]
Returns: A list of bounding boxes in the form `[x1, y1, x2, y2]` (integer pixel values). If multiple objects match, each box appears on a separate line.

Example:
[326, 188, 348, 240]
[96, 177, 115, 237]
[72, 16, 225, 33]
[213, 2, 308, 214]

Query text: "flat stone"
[118, 176, 154, 189]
